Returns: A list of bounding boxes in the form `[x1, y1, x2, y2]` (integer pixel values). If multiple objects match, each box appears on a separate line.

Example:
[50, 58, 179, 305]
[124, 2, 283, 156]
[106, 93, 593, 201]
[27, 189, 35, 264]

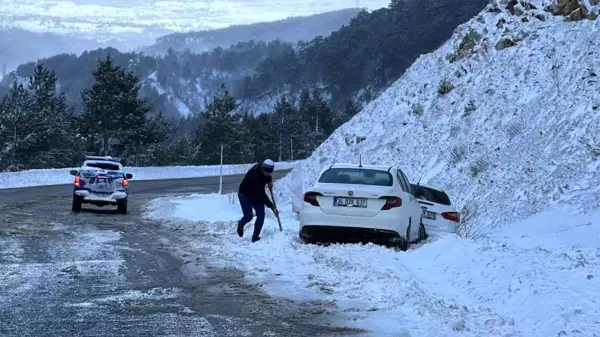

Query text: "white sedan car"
[299, 163, 427, 251]
[411, 183, 461, 233]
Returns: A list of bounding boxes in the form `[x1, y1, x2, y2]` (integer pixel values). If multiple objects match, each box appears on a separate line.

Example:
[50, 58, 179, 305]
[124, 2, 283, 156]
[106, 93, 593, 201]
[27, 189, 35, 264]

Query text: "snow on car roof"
[330, 163, 392, 171]
[82, 160, 123, 170]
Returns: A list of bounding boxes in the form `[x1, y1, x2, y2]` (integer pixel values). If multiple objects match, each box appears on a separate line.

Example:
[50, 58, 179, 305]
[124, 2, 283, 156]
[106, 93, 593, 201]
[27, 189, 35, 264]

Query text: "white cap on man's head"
[262, 159, 275, 172]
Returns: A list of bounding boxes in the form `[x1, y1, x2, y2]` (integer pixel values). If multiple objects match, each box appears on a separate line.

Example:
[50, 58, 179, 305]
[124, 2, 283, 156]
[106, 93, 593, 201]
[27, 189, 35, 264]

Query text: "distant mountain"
[1, 0, 388, 47]
[1, 0, 488, 122]
[141, 8, 363, 56]
[0, 27, 134, 72]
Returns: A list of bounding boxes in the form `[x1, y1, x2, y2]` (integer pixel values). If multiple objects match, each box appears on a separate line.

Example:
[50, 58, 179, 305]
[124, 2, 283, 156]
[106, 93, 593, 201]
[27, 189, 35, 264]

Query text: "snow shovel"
[268, 185, 283, 232]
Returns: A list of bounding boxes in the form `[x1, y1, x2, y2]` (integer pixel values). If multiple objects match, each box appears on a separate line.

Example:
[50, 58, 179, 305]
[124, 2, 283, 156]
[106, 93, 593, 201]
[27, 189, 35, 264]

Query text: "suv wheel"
[72, 195, 82, 212]
[117, 199, 128, 214]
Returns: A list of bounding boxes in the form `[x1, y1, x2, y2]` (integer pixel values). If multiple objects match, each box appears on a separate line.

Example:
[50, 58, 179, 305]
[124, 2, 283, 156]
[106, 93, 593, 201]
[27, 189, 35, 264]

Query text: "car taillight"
[74, 175, 81, 187]
[379, 196, 402, 210]
[442, 211, 460, 223]
[303, 192, 322, 206]
[122, 178, 128, 188]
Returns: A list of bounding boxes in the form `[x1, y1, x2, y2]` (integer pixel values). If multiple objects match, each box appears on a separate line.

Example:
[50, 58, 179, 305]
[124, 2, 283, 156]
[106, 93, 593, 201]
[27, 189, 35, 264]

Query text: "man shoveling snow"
[236, 159, 279, 242]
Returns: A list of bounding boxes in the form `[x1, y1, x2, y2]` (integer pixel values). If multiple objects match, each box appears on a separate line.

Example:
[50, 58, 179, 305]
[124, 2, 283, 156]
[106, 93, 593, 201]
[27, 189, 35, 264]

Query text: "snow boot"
[237, 220, 244, 237]
[251, 235, 260, 243]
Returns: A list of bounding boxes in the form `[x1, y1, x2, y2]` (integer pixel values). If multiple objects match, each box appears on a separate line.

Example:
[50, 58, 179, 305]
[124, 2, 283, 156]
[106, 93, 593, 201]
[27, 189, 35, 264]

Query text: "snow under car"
[299, 163, 428, 251]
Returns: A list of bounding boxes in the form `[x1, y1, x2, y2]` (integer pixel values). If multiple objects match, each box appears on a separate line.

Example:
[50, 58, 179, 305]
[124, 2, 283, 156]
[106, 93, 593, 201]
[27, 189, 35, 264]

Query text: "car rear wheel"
[117, 199, 128, 214]
[394, 217, 411, 252]
[72, 195, 82, 212]
[418, 219, 428, 242]
[395, 237, 408, 251]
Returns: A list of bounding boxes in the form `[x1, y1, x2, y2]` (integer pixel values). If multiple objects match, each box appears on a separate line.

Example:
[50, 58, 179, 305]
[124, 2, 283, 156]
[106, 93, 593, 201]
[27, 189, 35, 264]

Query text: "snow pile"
[0, 161, 296, 189]
[146, 193, 600, 336]
[274, 0, 600, 234]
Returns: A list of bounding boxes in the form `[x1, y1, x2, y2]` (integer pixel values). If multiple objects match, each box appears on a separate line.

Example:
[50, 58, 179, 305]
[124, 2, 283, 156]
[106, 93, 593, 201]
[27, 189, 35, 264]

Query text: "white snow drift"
[0, 161, 295, 189]
[146, 193, 600, 336]
[147, 0, 600, 336]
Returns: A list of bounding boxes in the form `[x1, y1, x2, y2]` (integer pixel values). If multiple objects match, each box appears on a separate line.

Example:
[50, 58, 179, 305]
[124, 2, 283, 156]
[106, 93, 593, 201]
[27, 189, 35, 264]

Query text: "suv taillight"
[442, 212, 460, 223]
[379, 196, 402, 210]
[122, 178, 129, 188]
[303, 192, 322, 206]
[74, 175, 81, 187]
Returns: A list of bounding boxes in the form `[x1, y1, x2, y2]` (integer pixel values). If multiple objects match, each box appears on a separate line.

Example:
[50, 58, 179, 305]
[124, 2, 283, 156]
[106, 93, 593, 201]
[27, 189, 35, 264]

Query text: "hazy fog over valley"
[0, 0, 388, 73]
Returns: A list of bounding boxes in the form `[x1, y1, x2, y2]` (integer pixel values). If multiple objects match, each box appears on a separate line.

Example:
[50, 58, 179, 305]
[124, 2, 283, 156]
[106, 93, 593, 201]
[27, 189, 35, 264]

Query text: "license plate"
[333, 197, 367, 207]
[94, 179, 110, 190]
[423, 210, 436, 220]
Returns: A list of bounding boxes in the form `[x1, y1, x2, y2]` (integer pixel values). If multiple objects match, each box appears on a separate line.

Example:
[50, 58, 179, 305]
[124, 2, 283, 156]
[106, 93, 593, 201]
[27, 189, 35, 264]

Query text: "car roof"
[410, 183, 446, 193]
[329, 163, 393, 171]
[82, 160, 123, 169]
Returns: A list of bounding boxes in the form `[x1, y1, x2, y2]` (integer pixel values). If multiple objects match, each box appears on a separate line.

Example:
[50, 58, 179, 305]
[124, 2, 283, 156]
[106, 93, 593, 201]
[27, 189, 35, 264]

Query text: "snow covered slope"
[275, 0, 600, 233]
[141, 2, 600, 335]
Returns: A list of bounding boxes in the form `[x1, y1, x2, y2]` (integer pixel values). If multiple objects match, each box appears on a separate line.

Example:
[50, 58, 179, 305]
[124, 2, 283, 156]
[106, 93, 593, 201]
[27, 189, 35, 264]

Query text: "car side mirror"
[69, 170, 78, 176]
[126, 173, 133, 179]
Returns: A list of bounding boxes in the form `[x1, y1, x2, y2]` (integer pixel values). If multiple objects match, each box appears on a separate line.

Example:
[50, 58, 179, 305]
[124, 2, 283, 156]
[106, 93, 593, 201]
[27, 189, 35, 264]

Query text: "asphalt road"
[0, 171, 365, 337]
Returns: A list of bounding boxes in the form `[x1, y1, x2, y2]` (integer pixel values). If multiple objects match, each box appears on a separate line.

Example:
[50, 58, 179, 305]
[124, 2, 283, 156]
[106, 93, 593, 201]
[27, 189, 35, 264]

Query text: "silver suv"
[69, 156, 133, 214]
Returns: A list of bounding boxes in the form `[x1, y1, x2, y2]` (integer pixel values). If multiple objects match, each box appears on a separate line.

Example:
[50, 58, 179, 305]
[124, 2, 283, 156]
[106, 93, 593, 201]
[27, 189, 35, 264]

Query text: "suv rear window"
[410, 184, 451, 205]
[318, 168, 393, 186]
[85, 162, 121, 171]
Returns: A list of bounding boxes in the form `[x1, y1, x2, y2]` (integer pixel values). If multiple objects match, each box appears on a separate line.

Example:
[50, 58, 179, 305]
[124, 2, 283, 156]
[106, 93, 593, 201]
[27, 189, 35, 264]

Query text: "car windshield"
[85, 162, 120, 171]
[410, 184, 451, 205]
[318, 168, 393, 186]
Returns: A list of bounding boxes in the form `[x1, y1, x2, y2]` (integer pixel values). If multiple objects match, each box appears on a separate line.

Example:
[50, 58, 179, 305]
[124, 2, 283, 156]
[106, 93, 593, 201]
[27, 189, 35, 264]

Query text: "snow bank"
[146, 2, 600, 335]
[0, 161, 297, 189]
[273, 0, 600, 234]
[146, 193, 600, 336]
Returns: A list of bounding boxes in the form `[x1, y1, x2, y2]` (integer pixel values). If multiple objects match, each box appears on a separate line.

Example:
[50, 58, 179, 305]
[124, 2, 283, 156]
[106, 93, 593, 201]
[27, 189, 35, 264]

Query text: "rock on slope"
[275, 0, 600, 232]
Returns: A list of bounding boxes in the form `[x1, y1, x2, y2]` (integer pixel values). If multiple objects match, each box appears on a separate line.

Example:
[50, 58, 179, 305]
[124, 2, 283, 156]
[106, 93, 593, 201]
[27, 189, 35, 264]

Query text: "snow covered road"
[147, 193, 600, 337]
[0, 173, 348, 337]
[0, 161, 296, 189]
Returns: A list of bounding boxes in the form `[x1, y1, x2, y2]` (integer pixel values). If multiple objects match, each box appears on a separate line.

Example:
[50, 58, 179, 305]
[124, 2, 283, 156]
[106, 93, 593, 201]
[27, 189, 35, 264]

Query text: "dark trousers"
[238, 193, 265, 237]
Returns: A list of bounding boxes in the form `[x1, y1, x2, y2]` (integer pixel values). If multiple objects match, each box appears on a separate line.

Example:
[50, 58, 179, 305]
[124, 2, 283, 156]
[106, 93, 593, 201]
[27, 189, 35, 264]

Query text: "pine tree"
[334, 98, 361, 129]
[273, 95, 308, 161]
[0, 82, 32, 171]
[193, 84, 242, 164]
[297, 89, 335, 156]
[127, 112, 175, 166]
[250, 113, 279, 162]
[79, 55, 153, 157]
[27, 64, 80, 168]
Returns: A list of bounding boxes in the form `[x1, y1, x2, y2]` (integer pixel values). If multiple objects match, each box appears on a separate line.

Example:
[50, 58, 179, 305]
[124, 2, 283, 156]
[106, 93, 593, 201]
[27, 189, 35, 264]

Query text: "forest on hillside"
[0, 0, 489, 170]
[2, 0, 487, 116]
[143, 8, 363, 55]
[0, 59, 357, 171]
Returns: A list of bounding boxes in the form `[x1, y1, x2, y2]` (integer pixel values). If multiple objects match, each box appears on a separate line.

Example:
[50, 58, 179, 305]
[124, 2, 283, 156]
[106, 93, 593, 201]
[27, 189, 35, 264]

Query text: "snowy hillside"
[142, 8, 364, 56]
[276, 0, 600, 233]
[140, 1, 600, 335]
[1, 0, 388, 43]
